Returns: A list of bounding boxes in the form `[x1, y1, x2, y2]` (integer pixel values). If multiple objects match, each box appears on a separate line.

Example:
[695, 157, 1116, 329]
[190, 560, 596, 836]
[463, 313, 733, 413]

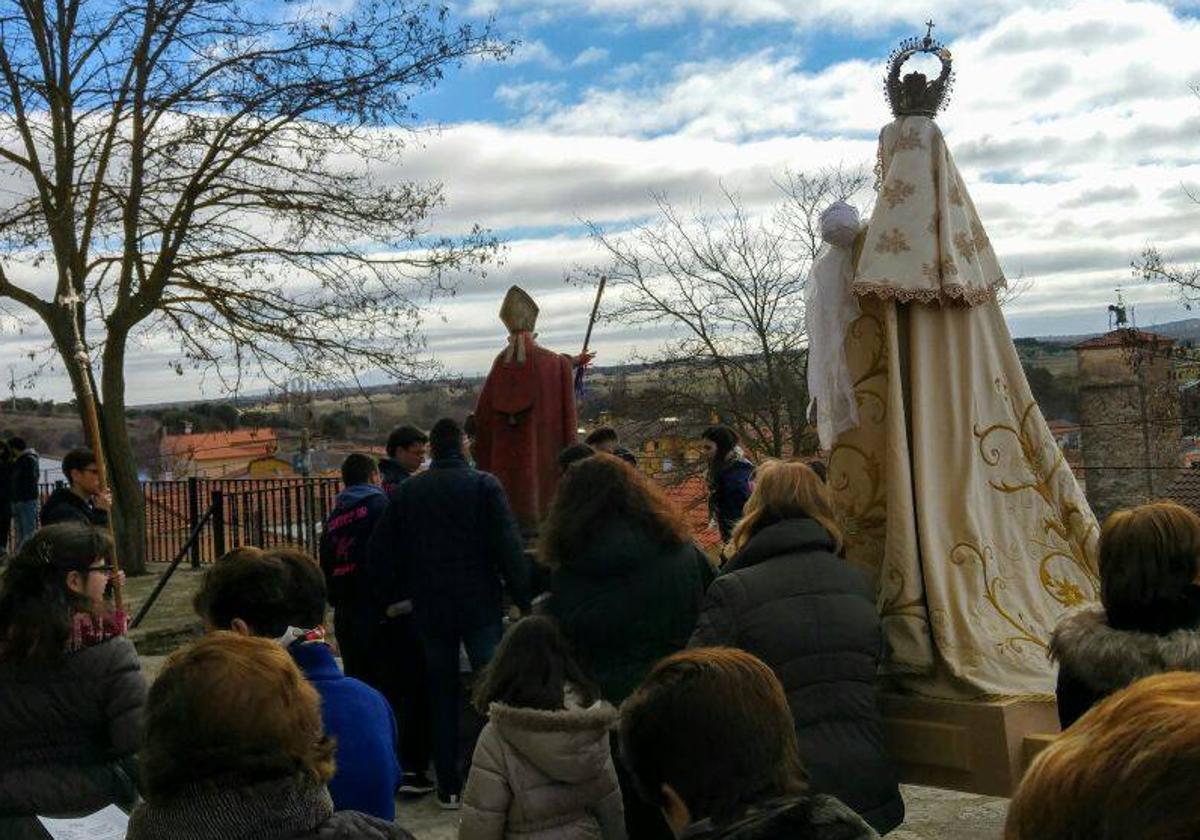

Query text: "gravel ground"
[394, 784, 1008, 839]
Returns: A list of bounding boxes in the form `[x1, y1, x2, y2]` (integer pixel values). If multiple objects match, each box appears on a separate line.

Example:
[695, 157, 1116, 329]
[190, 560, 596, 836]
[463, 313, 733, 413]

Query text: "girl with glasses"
[0, 522, 145, 837]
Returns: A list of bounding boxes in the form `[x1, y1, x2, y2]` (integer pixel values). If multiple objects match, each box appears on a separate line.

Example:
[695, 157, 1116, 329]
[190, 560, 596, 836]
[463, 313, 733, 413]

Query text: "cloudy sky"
[7, 0, 1200, 404]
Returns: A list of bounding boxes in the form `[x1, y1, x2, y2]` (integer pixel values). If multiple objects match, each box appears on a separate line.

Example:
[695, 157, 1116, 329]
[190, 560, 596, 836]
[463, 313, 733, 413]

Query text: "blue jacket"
[710, 457, 755, 542]
[289, 641, 401, 820]
[367, 452, 530, 635]
[320, 483, 389, 618]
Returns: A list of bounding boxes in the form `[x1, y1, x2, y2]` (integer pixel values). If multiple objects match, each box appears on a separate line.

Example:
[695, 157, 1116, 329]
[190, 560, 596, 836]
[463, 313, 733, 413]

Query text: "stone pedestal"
[880, 693, 1060, 797]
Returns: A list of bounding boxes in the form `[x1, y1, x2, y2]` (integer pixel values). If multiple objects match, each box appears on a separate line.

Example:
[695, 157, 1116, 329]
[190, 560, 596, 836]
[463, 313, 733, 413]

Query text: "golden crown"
[885, 20, 954, 118]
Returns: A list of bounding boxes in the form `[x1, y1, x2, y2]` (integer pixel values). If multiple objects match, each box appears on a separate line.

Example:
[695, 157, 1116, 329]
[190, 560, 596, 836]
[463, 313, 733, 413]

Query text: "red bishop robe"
[474, 333, 577, 531]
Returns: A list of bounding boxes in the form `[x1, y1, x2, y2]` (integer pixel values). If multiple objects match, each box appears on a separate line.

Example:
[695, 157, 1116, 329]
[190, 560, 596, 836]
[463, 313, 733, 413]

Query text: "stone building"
[1075, 329, 1181, 521]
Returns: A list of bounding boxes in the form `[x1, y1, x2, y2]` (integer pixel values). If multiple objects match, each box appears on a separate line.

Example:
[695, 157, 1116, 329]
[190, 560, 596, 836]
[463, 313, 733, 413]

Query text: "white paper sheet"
[36, 804, 129, 840]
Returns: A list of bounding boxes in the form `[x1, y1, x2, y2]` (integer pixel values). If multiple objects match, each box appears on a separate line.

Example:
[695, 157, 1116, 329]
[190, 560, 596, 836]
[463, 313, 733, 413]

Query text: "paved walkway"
[395, 784, 1009, 839]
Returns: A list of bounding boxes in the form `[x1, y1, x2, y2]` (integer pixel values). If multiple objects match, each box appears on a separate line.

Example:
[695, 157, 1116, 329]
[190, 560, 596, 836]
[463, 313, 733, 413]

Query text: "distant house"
[245, 454, 296, 478]
[160, 428, 279, 478]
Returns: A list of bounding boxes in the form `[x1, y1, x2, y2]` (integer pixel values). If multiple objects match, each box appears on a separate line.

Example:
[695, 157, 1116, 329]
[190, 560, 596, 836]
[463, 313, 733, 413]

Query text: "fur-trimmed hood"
[487, 696, 618, 784]
[1050, 607, 1200, 694]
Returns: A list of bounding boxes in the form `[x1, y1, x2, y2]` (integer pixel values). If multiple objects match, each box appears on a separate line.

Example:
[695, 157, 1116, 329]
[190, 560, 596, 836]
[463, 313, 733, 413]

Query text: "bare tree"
[1136, 245, 1200, 302]
[579, 166, 869, 463]
[0, 0, 505, 571]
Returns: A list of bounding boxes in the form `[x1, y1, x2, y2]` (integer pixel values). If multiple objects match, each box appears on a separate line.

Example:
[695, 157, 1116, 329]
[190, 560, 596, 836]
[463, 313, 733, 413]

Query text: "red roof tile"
[1073, 328, 1174, 351]
[660, 473, 722, 549]
[1168, 469, 1200, 515]
[160, 429, 278, 461]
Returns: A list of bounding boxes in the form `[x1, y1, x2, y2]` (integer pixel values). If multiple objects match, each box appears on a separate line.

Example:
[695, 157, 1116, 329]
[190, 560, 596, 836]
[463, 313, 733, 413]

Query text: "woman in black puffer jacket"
[689, 460, 903, 835]
[0, 523, 146, 839]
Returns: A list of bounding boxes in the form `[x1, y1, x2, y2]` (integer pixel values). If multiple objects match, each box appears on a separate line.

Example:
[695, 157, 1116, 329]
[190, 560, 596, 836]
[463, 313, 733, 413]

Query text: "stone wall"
[1076, 341, 1180, 522]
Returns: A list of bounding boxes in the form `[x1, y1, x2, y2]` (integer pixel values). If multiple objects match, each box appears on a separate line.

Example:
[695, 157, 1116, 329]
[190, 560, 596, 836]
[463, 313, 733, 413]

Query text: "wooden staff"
[59, 290, 124, 613]
[574, 275, 607, 398]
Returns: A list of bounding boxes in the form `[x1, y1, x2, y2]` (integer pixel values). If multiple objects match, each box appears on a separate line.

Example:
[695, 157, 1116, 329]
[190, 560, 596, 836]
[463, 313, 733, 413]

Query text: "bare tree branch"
[577, 166, 869, 464]
[0, 0, 509, 571]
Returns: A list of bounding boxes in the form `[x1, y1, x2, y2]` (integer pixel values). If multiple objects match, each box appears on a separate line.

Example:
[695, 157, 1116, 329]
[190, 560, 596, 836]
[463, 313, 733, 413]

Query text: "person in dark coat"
[620, 647, 878, 840]
[40, 447, 111, 528]
[1050, 500, 1200, 729]
[542, 453, 713, 840]
[9, 437, 40, 547]
[378, 425, 428, 498]
[368, 417, 531, 808]
[0, 438, 13, 553]
[700, 425, 754, 546]
[543, 453, 713, 706]
[193, 548, 401, 820]
[321, 453, 435, 797]
[585, 427, 638, 467]
[690, 460, 903, 835]
[0, 524, 144, 837]
[320, 454, 390, 679]
[126, 632, 414, 840]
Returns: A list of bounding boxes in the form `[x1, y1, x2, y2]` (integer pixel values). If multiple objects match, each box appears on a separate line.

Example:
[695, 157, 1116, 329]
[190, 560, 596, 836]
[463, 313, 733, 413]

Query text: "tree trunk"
[45, 313, 141, 574]
[99, 331, 147, 575]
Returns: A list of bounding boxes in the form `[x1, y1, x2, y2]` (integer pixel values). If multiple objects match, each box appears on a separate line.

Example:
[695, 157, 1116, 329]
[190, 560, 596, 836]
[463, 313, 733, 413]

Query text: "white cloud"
[465, 0, 1088, 30]
[494, 80, 568, 113]
[507, 38, 562, 68]
[10, 0, 1200, 404]
[572, 46, 610, 67]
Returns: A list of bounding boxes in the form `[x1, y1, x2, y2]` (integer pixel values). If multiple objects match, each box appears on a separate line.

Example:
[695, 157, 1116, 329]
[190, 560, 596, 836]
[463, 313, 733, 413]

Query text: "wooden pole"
[580, 275, 607, 359]
[574, 276, 608, 400]
[58, 290, 124, 613]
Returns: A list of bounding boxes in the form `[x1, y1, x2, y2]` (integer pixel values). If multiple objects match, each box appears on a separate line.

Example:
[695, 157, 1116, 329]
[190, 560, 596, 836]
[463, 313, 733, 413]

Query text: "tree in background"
[0, 1, 505, 572]
[579, 166, 869, 461]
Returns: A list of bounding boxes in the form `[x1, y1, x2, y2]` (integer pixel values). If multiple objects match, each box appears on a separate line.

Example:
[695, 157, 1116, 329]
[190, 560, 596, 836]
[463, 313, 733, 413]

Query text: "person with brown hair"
[542, 453, 713, 839]
[1006, 671, 1200, 840]
[193, 548, 401, 821]
[1050, 500, 1200, 728]
[127, 632, 414, 840]
[459, 616, 625, 840]
[542, 453, 712, 705]
[0, 523, 143, 836]
[689, 460, 903, 834]
[619, 647, 877, 840]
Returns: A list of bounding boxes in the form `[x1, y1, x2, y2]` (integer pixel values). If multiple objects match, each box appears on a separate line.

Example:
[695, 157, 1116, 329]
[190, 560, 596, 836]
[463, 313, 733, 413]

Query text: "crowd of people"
[0, 436, 46, 550]
[2, 420, 1200, 839]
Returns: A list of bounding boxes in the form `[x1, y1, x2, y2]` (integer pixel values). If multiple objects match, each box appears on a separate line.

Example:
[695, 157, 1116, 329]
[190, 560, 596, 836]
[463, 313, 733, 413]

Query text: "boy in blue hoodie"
[193, 547, 403, 820]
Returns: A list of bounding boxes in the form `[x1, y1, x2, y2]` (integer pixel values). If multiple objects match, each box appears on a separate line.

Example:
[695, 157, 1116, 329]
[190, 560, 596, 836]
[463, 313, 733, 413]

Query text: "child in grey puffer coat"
[459, 617, 625, 840]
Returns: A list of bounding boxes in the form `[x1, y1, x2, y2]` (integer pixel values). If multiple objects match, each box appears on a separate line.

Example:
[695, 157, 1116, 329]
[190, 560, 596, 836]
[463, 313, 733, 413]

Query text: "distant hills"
[1030, 317, 1200, 347]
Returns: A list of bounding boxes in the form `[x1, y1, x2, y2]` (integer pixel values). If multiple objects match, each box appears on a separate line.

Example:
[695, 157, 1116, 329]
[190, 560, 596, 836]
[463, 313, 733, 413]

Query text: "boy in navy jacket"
[320, 453, 390, 679]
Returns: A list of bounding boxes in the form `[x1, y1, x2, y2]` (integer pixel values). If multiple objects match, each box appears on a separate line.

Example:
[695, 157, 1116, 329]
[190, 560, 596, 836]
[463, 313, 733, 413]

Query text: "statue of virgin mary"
[812, 29, 1100, 700]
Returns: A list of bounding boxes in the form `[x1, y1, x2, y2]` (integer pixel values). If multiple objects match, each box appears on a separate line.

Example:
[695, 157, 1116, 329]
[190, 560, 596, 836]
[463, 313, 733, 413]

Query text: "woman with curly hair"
[127, 631, 413, 840]
[0, 523, 144, 836]
[689, 460, 903, 835]
[542, 454, 713, 840]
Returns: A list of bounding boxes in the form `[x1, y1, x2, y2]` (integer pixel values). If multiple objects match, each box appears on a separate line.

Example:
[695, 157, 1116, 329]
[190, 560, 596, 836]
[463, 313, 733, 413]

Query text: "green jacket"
[550, 523, 713, 704]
